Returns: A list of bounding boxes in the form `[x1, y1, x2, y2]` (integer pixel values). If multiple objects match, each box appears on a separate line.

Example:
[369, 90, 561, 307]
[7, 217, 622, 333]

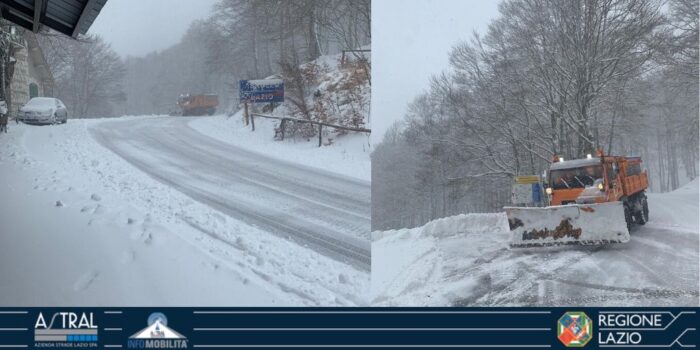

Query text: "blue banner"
[532, 183, 542, 203]
[239, 79, 285, 103]
[0, 308, 696, 349]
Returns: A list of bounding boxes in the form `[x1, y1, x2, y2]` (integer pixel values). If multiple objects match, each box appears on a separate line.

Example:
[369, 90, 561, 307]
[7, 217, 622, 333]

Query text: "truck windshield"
[550, 165, 603, 189]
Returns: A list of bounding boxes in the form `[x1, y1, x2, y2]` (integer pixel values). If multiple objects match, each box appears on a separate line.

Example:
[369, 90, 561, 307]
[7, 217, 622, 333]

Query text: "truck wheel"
[624, 204, 633, 231]
[640, 196, 649, 224]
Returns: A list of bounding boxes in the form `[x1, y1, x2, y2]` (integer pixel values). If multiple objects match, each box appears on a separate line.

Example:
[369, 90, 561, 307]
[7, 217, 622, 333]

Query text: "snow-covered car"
[18, 97, 68, 125]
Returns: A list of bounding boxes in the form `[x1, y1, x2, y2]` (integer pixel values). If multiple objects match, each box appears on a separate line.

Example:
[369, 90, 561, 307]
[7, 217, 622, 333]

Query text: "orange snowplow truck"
[177, 94, 219, 116]
[505, 150, 649, 248]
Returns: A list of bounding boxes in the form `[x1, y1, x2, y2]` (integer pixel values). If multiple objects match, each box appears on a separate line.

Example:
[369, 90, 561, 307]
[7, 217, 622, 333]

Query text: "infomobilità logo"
[558, 311, 593, 347]
[128, 312, 188, 349]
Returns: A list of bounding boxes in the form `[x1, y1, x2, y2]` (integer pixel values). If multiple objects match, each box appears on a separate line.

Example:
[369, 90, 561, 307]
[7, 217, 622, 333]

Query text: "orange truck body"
[506, 150, 649, 247]
[177, 94, 219, 116]
[548, 152, 648, 206]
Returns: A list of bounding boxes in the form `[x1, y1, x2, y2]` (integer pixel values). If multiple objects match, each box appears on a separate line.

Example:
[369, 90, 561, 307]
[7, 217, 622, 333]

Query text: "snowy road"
[90, 117, 371, 270]
[373, 179, 699, 306]
[1, 118, 369, 305]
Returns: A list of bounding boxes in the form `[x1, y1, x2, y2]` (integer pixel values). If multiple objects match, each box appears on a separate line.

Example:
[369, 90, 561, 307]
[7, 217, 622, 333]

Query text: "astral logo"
[557, 312, 593, 347]
[34, 312, 98, 347]
[128, 313, 188, 349]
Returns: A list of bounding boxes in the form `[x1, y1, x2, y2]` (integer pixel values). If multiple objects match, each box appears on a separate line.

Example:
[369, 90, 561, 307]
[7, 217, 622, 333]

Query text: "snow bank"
[371, 213, 509, 305]
[189, 115, 371, 181]
[647, 177, 700, 231]
[372, 213, 508, 241]
[372, 182, 699, 306]
[420, 213, 508, 238]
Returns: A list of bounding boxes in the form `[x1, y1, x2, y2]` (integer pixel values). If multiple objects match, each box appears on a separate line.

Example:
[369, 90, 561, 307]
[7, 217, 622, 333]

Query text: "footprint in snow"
[92, 205, 105, 215]
[119, 251, 135, 265]
[73, 271, 99, 292]
[129, 229, 145, 241]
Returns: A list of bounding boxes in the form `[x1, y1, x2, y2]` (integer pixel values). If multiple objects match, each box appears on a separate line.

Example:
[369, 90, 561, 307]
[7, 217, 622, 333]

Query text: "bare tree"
[40, 33, 125, 118]
[372, 0, 698, 231]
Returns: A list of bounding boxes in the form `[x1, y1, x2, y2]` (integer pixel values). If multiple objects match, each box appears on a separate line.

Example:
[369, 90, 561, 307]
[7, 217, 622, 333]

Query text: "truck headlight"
[545, 187, 553, 195]
[597, 183, 604, 191]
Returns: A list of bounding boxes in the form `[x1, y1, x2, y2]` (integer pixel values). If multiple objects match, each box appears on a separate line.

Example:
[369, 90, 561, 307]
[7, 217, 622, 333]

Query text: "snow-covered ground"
[0, 118, 369, 306]
[372, 179, 700, 306]
[0, 46, 372, 306]
[187, 48, 371, 182]
[189, 114, 371, 181]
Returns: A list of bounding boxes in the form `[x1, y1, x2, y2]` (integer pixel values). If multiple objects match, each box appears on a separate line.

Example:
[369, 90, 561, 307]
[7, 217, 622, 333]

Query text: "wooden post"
[318, 124, 323, 147]
[244, 101, 249, 126]
[280, 119, 286, 140]
[250, 113, 255, 131]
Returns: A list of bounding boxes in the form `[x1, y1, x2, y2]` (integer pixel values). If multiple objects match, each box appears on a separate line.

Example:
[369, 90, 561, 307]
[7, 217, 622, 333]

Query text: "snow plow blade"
[504, 202, 630, 248]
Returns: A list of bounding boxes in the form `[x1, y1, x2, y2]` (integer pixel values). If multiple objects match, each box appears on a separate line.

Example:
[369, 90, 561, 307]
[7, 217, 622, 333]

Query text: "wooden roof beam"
[72, 0, 96, 38]
[32, 0, 45, 33]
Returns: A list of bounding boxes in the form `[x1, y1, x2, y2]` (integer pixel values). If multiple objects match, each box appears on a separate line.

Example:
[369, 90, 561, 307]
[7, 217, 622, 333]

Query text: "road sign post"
[239, 79, 284, 131]
[244, 101, 249, 126]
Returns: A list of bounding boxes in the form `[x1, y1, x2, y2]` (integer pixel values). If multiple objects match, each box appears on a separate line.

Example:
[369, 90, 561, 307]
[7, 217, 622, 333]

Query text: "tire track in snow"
[89, 117, 371, 270]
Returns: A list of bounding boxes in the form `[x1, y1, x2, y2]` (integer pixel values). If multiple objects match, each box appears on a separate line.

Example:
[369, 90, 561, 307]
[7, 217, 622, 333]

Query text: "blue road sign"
[532, 183, 542, 203]
[239, 79, 284, 103]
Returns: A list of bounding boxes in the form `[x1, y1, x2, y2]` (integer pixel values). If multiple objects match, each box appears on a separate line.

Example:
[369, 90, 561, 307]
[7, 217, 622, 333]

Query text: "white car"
[18, 97, 68, 125]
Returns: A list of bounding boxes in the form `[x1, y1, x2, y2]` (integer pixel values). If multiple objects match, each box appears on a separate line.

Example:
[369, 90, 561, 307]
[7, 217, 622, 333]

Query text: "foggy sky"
[88, 0, 219, 58]
[371, 0, 500, 143]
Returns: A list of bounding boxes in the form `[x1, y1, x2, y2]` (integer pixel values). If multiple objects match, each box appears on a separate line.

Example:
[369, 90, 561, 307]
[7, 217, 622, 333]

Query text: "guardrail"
[250, 113, 371, 147]
[340, 49, 371, 65]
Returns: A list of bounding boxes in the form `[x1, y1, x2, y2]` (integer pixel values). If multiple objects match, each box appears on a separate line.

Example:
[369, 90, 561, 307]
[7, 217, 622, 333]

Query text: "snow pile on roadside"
[0, 119, 368, 306]
[271, 45, 370, 131]
[188, 48, 371, 181]
[372, 180, 699, 307]
[371, 213, 507, 241]
[647, 177, 699, 231]
[294, 47, 370, 129]
[371, 213, 509, 306]
[189, 115, 371, 181]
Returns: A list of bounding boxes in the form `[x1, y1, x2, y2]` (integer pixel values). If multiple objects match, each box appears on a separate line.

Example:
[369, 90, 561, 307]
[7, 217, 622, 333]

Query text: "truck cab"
[544, 150, 649, 227]
[177, 94, 219, 116]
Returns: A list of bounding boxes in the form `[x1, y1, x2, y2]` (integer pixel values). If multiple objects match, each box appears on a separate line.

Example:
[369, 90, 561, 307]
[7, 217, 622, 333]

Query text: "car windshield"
[25, 98, 55, 107]
[550, 165, 603, 189]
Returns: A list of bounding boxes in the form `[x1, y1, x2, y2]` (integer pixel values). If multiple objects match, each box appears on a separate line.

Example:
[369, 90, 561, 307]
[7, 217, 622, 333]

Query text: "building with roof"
[0, 0, 107, 38]
[0, 0, 108, 115]
[9, 29, 53, 114]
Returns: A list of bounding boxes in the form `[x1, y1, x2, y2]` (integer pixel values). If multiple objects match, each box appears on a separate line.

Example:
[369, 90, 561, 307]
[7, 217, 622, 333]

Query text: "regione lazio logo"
[558, 311, 593, 347]
[128, 312, 188, 349]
